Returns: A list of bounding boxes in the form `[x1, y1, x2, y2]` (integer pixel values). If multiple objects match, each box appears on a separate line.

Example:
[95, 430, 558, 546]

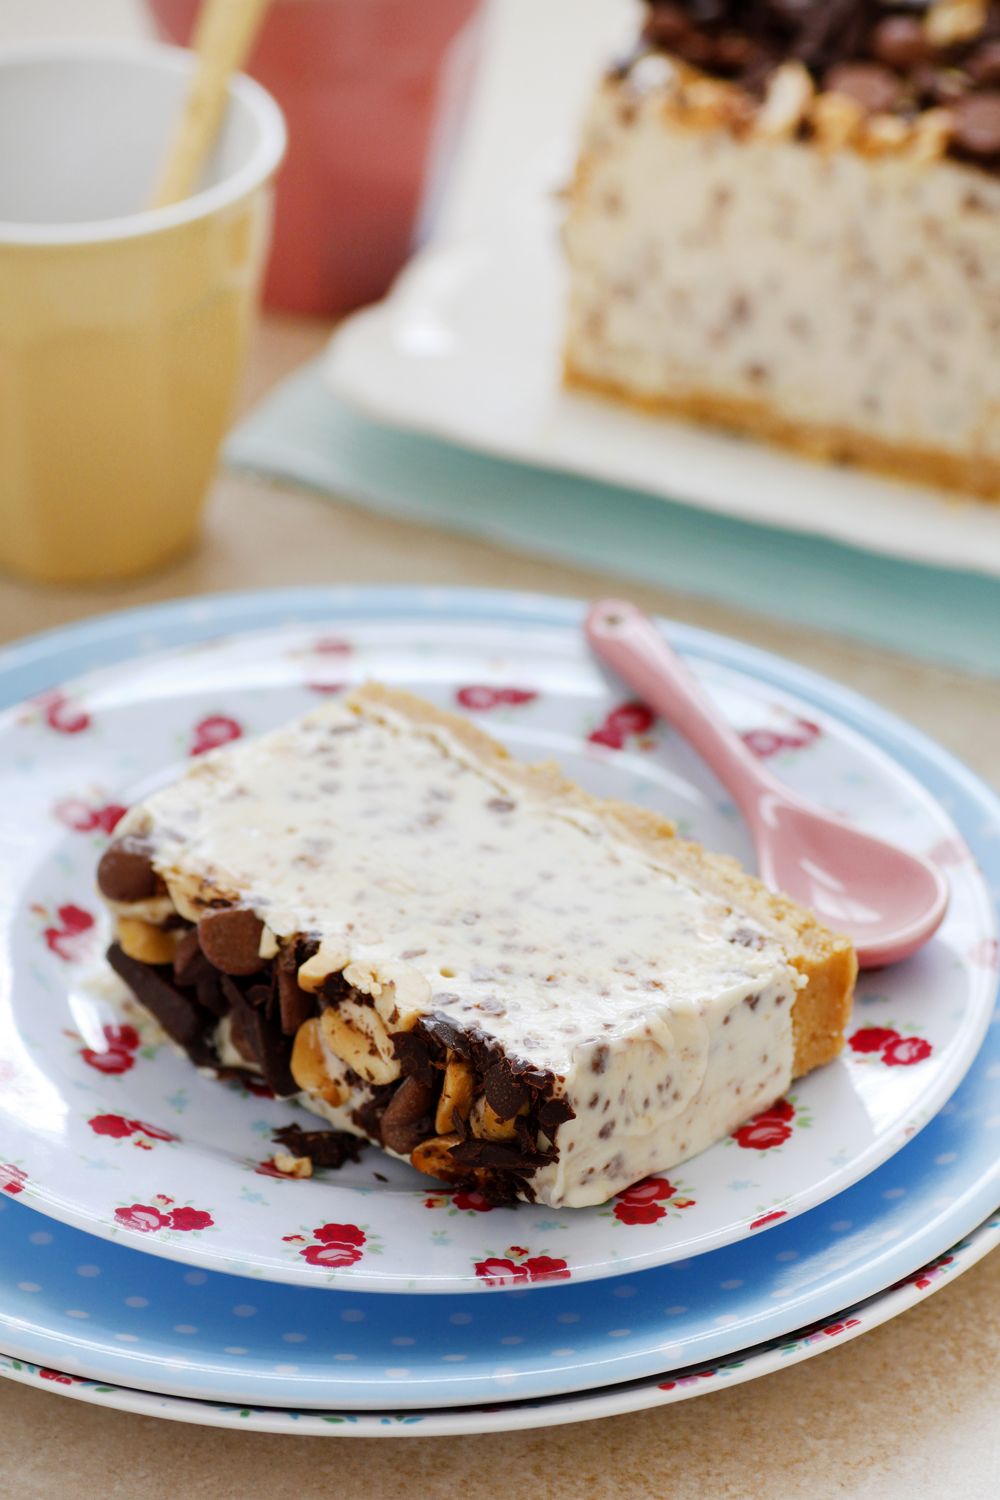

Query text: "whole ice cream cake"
[97, 684, 856, 1208]
[563, 0, 1000, 499]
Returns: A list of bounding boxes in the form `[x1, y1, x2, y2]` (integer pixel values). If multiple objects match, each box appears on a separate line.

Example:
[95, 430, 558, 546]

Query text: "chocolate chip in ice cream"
[197, 907, 265, 976]
[96, 840, 159, 903]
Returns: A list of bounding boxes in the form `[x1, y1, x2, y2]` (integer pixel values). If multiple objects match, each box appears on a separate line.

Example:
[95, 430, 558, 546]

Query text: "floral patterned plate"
[0, 588, 996, 1296]
[1, 1200, 997, 1430]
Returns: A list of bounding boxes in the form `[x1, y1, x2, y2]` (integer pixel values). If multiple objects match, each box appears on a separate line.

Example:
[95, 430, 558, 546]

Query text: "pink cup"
[148, 0, 481, 316]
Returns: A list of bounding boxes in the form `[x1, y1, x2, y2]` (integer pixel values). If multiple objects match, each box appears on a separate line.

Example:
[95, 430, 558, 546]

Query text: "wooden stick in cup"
[150, 0, 273, 209]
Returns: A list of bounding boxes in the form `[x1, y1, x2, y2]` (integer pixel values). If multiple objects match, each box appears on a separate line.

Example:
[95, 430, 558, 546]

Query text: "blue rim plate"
[0, 588, 996, 1409]
[3, 1208, 996, 1436]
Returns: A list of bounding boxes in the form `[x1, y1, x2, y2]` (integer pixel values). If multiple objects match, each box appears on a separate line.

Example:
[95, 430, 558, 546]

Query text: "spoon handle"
[585, 599, 777, 826]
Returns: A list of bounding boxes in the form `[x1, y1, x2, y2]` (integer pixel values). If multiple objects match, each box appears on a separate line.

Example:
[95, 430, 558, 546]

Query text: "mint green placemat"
[227, 359, 1000, 678]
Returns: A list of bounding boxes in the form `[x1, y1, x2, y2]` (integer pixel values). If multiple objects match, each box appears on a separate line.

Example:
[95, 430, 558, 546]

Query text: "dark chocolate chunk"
[275, 947, 316, 1035]
[195, 971, 228, 1018]
[220, 976, 296, 1095]
[96, 840, 159, 903]
[421, 1015, 470, 1056]
[449, 1138, 542, 1171]
[824, 61, 900, 114]
[952, 90, 1000, 157]
[380, 1076, 437, 1155]
[392, 1028, 438, 1087]
[483, 1061, 529, 1121]
[350, 1082, 398, 1141]
[317, 969, 352, 1009]
[198, 908, 265, 977]
[272, 1123, 365, 1169]
[106, 943, 215, 1066]
[537, 1095, 576, 1133]
[173, 927, 211, 986]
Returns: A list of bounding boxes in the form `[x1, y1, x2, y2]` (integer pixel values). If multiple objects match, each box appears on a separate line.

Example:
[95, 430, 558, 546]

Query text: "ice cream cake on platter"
[563, 0, 1000, 499]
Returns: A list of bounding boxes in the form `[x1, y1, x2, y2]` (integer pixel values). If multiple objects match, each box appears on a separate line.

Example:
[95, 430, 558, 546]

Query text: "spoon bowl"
[586, 599, 949, 969]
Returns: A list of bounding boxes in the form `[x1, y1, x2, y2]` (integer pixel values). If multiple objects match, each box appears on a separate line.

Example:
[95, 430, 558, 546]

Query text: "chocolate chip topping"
[96, 840, 159, 903]
[824, 60, 901, 113]
[871, 15, 929, 71]
[275, 946, 315, 1035]
[197, 908, 265, 976]
[380, 1075, 437, 1155]
[483, 1061, 529, 1120]
[107, 942, 216, 1066]
[220, 976, 296, 1095]
[173, 927, 211, 986]
[952, 88, 1000, 156]
[272, 1123, 364, 1169]
[635, 0, 1000, 172]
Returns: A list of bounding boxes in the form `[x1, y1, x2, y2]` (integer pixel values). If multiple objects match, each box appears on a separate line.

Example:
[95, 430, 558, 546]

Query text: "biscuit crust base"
[565, 363, 1000, 503]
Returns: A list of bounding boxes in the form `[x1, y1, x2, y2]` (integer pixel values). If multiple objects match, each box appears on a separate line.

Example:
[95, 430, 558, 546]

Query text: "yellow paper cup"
[0, 41, 286, 584]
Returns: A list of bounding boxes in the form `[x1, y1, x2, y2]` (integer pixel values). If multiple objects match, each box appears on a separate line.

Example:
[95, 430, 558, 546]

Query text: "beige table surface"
[2, 4, 1000, 1497]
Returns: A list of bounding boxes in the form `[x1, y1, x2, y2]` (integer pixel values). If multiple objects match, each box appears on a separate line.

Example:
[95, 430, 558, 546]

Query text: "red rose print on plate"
[474, 1247, 570, 1285]
[613, 1176, 677, 1225]
[53, 797, 127, 835]
[849, 1027, 932, 1066]
[588, 701, 656, 750]
[80, 1022, 142, 1076]
[34, 690, 91, 735]
[167, 1206, 213, 1231]
[115, 1198, 213, 1234]
[88, 1114, 175, 1144]
[190, 714, 242, 756]
[42, 903, 95, 963]
[741, 717, 820, 758]
[455, 686, 537, 711]
[451, 1190, 494, 1214]
[750, 1209, 787, 1231]
[39, 1369, 76, 1384]
[298, 1223, 367, 1268]
[732, 1097, 802, 1151]
[1, 1164, 27, 1196]
[733, 1116, 793, 1151]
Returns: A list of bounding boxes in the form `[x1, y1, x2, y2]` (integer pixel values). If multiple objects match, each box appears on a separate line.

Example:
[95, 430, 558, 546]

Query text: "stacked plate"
[1, 587, 997, 1436]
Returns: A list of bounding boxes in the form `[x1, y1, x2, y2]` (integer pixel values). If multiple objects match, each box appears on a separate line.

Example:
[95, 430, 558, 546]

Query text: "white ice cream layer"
[565, 81, 1000, 459]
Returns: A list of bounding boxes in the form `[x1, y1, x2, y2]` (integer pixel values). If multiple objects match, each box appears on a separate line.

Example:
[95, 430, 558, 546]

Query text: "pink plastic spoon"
[585, 599, 949, 968]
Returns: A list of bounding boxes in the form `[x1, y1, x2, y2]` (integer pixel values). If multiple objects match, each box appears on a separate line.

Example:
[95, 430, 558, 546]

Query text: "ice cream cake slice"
[97, 683, 856, 1208]
[563, 1, 1000, 499]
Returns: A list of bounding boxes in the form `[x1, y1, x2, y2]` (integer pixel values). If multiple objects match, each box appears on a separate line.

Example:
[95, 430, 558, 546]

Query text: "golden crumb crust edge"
[346, 682, 857, 1078]
[564, 367, 1000, 503]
